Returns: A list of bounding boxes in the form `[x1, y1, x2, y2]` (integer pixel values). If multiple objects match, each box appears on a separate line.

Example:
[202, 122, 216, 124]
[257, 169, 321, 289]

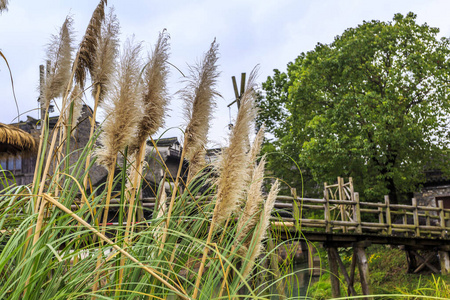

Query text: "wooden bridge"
[270, 177, 450, 298]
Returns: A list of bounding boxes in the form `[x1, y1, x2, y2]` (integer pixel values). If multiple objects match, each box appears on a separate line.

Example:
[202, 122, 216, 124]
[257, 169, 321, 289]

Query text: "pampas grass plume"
[236, 155, 266, 248]
[91, 7, 119, 104]
[242, 179, 279, 279]
[0, 0, 9, 12]
[42, 16, 73, 108]
[212, 67, 258, 229]
[75, 0, 107, 87]
[131, 30, 170, 153]
[181, 40, 220, 167]
[249, 124, 265, 165]
[96, 40, 143, 169]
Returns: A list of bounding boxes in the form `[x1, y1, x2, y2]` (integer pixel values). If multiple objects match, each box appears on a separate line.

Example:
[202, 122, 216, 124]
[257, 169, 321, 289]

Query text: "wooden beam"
[240, 73, 246, 98]
[231, 76, 239, 100]
[410, 250, 439, 274]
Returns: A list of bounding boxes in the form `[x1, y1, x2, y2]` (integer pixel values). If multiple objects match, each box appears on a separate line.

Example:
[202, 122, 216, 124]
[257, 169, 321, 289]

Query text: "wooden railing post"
[385, 195, 392, 235]
[355, 192, 362, 234]
[378, 206, 385, 234]
[338, 177, 347, 233]
[412, 198, 420, 237]
[439, 200, 446, 238]
[324, 182, 331, 233]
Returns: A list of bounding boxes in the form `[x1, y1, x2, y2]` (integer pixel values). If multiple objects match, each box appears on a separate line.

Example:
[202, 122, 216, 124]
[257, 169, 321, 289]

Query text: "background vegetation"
[257, 12, 450, 203]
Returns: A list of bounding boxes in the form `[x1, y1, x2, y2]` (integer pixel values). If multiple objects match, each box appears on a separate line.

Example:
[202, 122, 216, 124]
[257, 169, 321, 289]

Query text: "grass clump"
[0, 2, 290, 299]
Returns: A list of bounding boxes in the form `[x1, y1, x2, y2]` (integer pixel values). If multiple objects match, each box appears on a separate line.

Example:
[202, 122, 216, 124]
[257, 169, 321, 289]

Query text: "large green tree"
[257, 13, 450, 203]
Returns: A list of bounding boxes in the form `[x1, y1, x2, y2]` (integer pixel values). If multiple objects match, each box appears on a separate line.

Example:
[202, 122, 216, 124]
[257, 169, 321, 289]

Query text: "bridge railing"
[70, 195, 450, 238]
[272, 194, 450, 238]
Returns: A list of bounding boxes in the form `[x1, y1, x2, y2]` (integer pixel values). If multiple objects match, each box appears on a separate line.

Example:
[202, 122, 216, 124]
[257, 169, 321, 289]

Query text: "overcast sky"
[1, 0, 450, 146]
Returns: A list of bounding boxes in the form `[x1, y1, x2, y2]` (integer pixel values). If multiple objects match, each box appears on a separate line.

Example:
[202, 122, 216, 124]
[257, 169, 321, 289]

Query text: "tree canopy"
[257, 12, 450, 203]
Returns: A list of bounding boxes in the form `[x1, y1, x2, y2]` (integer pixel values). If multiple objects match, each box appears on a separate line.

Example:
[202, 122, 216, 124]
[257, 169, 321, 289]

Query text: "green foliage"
[257, 12, 450, 202]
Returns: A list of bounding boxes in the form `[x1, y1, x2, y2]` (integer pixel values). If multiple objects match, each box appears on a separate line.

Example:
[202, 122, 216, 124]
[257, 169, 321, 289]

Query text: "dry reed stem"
[217, 245, 234, 299]
[41, 193, 189, 299]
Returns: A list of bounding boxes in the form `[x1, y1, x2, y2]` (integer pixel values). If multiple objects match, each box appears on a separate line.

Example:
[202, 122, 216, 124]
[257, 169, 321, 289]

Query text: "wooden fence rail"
[273, 193, 450, 239]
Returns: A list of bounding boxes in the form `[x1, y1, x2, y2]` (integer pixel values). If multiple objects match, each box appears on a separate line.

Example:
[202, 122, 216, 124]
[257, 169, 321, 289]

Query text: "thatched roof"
[0, 123, 36, 156]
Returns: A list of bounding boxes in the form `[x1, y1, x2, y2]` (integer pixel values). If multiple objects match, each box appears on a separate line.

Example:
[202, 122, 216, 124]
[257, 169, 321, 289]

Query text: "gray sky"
[1, 0, 450, 146]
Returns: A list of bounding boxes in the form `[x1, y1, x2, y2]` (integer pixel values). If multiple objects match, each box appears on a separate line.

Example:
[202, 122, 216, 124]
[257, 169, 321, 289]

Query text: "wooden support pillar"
[439, 251, 450, 275]
[354, 243, 371, 299]
[306, 241, 320, 277]
[327, 247, 341, 298]
[330, 247, 357, 296]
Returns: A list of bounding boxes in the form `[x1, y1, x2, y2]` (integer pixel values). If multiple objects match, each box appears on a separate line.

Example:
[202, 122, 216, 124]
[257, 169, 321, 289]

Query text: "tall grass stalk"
[192, 67, 258, 299]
